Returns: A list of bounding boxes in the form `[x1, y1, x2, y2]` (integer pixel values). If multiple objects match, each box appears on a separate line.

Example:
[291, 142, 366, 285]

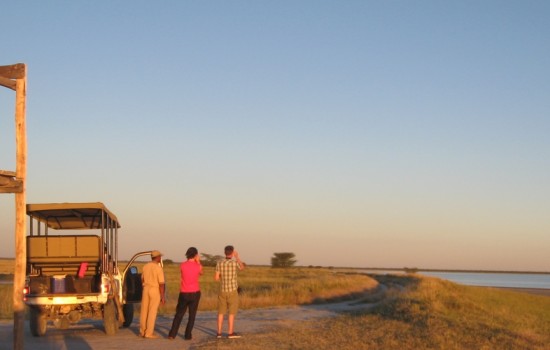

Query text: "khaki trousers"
[140, 286, 161, 337]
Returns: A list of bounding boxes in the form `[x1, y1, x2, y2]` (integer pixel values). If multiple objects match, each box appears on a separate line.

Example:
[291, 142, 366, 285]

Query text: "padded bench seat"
[27, 235, 101, 263]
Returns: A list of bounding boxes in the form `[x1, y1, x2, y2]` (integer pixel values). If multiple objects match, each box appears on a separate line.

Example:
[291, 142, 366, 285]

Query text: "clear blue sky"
[1, 1, 549, 271]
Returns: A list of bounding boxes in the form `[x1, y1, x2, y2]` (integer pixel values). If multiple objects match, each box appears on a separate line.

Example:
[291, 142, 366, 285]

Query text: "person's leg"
[145, 289, 161, 337]
[217, 313, 224, 335]
[227, 291, 239, 335]
[168, 292, 186, 338]
[228, 314, 235, 334]
[217, 292, 227, 336]
[139, 287, 151, 336]
[184, 292, 201, 339]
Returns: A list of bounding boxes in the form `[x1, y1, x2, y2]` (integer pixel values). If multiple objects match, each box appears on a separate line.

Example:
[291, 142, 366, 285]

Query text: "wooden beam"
[0, 170, 17, 176]
[0, 186, 23, 194]
[0, 173, 23, 193]
[0, 63, 26, 79]
[0, 76, 16, 90]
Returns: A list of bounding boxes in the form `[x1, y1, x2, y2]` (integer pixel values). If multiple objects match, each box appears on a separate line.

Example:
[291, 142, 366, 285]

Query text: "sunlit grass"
[158, 265, 377, 314]
[0, 259, 14, 274]
[0, 259, 14, 319]
[0, 285, 11, 319]
[0, 261, 377, 319]
[3, 258, 550, 350]
[197, 274, 550, 350]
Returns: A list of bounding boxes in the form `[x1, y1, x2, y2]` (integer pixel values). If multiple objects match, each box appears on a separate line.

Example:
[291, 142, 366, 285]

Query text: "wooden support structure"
[0, 170, 23, 193]
[0, 63, 27, 350]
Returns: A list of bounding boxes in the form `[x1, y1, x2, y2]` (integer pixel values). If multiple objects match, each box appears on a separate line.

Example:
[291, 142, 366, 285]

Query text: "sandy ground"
[0, 299, 371, 350]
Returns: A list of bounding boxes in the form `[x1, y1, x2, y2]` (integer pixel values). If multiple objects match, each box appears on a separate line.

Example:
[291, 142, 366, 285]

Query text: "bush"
[200, 253, 223, 267]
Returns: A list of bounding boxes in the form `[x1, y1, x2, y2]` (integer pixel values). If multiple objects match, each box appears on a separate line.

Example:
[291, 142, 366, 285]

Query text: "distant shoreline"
[343, 267, 550, 275]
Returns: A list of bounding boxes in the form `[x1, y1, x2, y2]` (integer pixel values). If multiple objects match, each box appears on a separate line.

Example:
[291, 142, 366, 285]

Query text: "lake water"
[420, 271, 550, 289]
[358, 270, 550, 289]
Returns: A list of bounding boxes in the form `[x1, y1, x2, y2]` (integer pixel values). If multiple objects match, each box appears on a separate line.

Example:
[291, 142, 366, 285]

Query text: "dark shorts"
[217, 290, 239, 315]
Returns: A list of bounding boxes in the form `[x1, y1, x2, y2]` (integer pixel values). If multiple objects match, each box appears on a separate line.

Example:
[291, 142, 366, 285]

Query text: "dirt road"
[0, 300, 369, 350]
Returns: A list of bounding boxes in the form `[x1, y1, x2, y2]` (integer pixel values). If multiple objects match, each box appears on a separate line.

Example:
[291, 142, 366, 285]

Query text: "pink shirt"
[180, 260, 202, 293]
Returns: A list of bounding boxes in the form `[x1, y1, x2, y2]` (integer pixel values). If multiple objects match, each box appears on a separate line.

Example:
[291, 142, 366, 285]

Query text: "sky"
[1, 1, 549, 271]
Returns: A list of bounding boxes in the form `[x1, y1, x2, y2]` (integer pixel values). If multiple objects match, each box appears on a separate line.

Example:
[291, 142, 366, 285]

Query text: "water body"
[358, 269, 550, 289]
[420, 271, 550, 289]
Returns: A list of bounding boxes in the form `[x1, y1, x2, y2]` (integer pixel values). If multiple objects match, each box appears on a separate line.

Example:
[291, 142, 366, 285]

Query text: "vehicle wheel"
[103, 300, 119, 335]
[122, 303, 134, 327]
[29, 307, 47, 337]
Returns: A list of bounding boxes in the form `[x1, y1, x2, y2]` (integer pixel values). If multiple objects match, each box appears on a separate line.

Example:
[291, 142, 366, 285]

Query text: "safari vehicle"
[23, 202, 150, 336]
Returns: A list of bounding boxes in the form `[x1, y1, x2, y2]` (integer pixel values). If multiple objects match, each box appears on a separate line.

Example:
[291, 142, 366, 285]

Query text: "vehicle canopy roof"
[26, 202, 120, 230]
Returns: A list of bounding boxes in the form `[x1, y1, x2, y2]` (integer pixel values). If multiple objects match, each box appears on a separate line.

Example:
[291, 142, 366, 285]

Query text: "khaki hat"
[151, 250, 163, 258]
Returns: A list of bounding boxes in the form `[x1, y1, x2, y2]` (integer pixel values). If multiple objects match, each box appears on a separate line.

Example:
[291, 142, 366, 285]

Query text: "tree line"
[178, 252, 298, 268]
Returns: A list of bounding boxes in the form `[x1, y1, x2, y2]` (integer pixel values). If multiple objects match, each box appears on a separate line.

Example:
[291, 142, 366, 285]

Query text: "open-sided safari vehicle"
[24, 202, 151, 336]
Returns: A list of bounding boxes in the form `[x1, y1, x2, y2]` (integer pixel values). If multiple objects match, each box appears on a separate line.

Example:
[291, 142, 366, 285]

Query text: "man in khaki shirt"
[140, 250, 165, 338]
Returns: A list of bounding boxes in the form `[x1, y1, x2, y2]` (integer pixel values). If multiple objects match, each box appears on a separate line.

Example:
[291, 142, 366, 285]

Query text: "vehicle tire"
[103, 300, 119, 335]
[29, 307, 47, 337]
[122, 303, 134, 327]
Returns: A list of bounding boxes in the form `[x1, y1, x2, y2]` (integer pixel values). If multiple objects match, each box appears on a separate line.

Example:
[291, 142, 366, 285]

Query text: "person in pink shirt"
[168, 247, 203, 340]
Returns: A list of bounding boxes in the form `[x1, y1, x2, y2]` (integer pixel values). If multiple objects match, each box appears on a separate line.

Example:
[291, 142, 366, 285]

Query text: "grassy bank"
[0, 263, 377, 319]
[2, 260, 550, 349]
[160, 264, 378, 315]
[199, 274, 550, 350]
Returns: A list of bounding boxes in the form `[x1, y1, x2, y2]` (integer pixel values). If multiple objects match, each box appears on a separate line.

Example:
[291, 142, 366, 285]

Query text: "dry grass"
[0, 286, 11, 319]
[0, 259, 14, 274]
[196, 274, 550, 350]
[3, 259, 550, 350]
[0, 261, 377, 319]
[158, 265, 377, 314]
[0, 259, 14, 318]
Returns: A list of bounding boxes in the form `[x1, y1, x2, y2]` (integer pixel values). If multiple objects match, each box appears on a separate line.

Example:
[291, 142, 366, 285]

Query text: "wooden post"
[14, 66, 27, 350]
[0, 63, 27, 350]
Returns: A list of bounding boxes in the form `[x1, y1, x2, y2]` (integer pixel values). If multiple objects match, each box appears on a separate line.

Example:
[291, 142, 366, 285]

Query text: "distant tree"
[271, 252, 297, 268]
[163, 259, 174, 266]
[404, 267, 418, 274]
[201, 253, 223, 267]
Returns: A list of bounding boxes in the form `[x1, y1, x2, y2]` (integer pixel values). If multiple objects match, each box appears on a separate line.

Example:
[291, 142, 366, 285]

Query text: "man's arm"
[234, 250, 244, 270]
[159, 283, 166, 305]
